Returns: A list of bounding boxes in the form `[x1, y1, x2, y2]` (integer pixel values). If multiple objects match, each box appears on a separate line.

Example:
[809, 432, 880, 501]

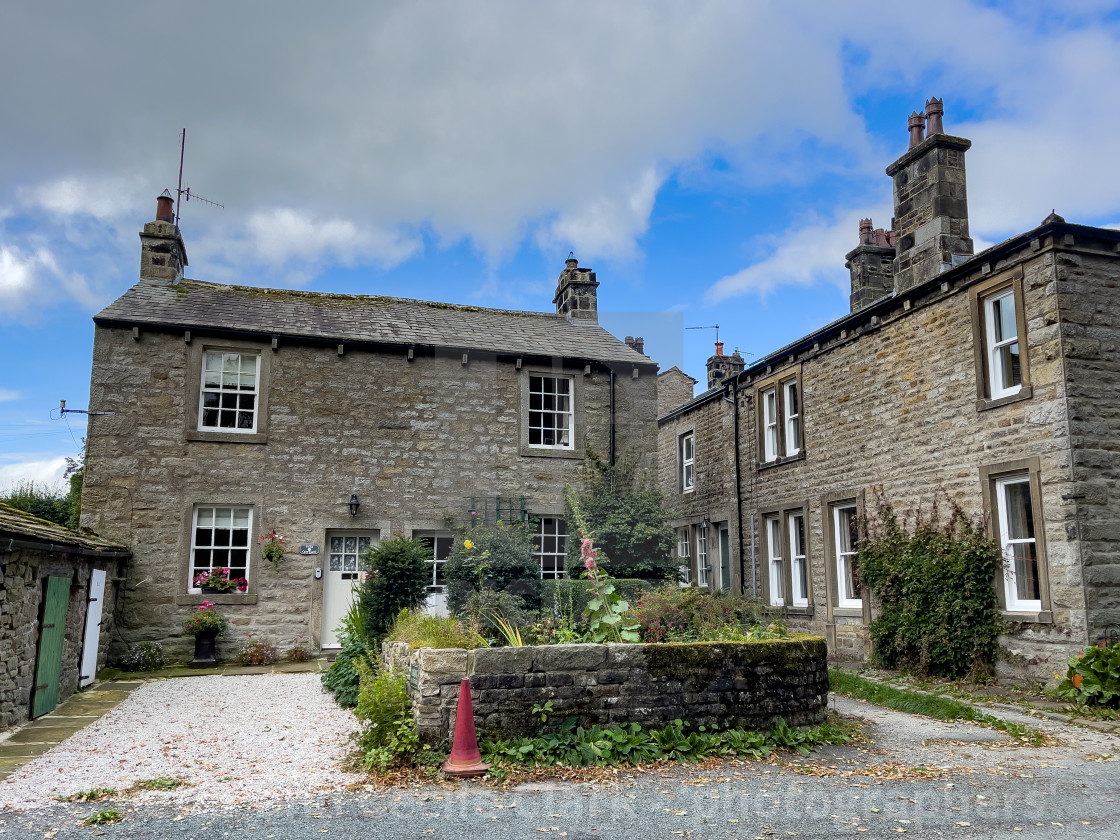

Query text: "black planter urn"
[190, 629, 220, 668]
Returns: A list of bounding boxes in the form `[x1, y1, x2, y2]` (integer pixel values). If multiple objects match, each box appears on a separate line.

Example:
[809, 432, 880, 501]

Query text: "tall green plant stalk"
[566, 490, 640, 643]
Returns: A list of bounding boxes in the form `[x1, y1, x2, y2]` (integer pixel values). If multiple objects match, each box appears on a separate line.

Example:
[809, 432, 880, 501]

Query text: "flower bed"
[382, 636, 828, 742]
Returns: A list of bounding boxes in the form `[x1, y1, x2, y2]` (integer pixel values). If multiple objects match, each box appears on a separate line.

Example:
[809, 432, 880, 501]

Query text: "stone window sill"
[832, 607, 864, 620]
[976, 385, 1033, 412]
[758, 451, 807, 471]
[186, 429, 269, 445]
[176, 593, 259, 606]
[1001, 608, 1053, 624]
[519, 445, 582, 460]
[785, 606, 814, 617]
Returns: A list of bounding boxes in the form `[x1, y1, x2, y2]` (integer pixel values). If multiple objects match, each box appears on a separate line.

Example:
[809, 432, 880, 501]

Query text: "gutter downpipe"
[726, 377, 751, 597]
[609, 368, 616, 466]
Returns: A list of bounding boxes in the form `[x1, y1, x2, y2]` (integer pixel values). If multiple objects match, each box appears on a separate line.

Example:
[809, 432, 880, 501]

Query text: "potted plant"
[259, 530, 286, 572]
[183, 601, 228, 668]
[192, 567, 247, 594]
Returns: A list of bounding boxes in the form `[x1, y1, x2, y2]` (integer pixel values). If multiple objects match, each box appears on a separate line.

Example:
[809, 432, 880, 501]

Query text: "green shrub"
[322, 603, 371, 707]
[118, 642, 166, 672]
[444, 521, 540, 615]
[563, 450, 677, 581]
[236, 638, 279, 666]
[540, 578, 651, 626]
[629, 585, 777, 643]
[1056, 642, 1120, 707]
[387, 608, 486, 649]
[0, 482, 72, 527]
[354, 659, 420, 770]
[858, 496, 1003, 679]
[358, 536, 432, 645]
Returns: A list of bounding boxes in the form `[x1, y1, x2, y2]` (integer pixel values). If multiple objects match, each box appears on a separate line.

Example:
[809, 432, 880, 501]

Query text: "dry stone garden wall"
[382, 636, 828, 741]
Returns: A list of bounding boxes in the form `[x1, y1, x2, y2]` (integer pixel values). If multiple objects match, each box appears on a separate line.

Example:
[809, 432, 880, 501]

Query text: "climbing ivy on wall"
[858, 494, 1004, 679]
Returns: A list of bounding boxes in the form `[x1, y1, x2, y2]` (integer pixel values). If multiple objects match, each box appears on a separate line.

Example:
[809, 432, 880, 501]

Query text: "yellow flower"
[464, 539, 473, 550]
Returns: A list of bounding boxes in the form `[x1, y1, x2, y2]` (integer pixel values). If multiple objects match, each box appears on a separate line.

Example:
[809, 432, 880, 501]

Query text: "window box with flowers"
[192, 567, 248, 595]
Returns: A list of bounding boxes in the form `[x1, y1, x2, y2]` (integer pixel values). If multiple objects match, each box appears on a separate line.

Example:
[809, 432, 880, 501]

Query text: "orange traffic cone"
[441, 677, 490, 777]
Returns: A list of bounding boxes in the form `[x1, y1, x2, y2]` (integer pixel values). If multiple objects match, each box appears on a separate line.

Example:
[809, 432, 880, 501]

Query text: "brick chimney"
[886, 97, 973, 293]
[706, 340, 745, 390]
[139, 190, 188, 284]
[624, 335, 645, 355]
[553, 253, 599, 323]
[845, 218, 896, 312]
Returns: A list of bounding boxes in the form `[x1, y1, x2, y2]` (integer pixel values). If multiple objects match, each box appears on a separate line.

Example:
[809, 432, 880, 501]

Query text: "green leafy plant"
[462, 588, 531, 642]
[490, 612, 525, 646]
[1056, 641, 1120, 707]
[322, 602, 371, 707]
[259, 530, 286, 571]
[118, 642, 166, 672]
[236, 637, 279, 666]
[80, 808, 124, 825]
[629, 585, 779, 643]
[129, 777, 183, 791]
[858, 493, 1004, 679]
[357, 536, 433, 645]
[567, 491, 639, 643]
[61, 787, 118, 802]
[354, 659, 420, 770]
[181, 601, 227, 637]
[563, 448, 677, 581]
[444, 522, 541, 615]
[287, 635, 311, 662]
[386, 608, 486, 649]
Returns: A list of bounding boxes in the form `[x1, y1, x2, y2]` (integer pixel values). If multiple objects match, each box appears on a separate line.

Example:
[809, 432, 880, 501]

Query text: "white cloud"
[0, 245, 51, 313]
[0, 456, 68, 492]
[0, 241, 100, 319]
[0, 389, 21, 402]
[20, 177, 142, 222]
[706, 207, 890, 303]
[245, 208, 420, 270]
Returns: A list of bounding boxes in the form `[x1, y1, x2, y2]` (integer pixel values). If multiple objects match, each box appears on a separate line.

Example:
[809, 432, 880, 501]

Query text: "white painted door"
[321, 531, 378, 648]
[79, 569, 106, 688]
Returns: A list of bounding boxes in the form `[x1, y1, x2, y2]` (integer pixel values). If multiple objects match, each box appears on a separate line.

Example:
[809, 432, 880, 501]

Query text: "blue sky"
[3, 1, 1120, 490]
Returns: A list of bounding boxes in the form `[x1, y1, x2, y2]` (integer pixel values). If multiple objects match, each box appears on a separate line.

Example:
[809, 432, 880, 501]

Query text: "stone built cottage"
[659, 99, 1120, 678]
[81, 196, 657, 658]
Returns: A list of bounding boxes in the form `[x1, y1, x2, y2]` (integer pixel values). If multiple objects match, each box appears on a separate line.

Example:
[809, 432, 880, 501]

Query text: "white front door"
[79, 569, 106, 687]
[321, 531, 378, 648]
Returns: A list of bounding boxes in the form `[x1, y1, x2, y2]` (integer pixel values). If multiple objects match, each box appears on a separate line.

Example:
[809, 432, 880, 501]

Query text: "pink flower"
[584, 556, 597, 572]
[199, 600, 214, 610]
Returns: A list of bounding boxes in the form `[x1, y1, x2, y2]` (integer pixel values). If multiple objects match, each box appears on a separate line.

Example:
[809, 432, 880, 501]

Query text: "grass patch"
[58, 787, 117, 803]
[386, 608, 487, 650]
[830, 669, 1049, 745]
[127, 776, 184, 792]
[80, 808, 124, 826]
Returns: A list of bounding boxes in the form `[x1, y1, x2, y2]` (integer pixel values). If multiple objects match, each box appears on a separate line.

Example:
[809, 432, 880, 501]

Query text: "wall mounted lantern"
[348, 494, 360, 517]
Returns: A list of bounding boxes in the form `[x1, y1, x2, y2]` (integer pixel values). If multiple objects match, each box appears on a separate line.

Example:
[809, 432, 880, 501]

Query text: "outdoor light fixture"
[348, 494, 360, 516]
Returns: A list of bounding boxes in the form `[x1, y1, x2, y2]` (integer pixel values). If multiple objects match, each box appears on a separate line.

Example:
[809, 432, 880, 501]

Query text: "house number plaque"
[299, 544, 320, 555]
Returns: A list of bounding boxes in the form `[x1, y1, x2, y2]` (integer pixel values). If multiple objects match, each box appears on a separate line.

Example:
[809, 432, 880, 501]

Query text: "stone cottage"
[659, 99, 1120, 677]
[81, 199, 657, 658]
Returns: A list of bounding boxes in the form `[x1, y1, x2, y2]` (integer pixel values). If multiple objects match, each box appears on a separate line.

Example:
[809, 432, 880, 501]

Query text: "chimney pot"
[908, 111, 926, 149]
[925, 97, 944, 135]
[714, 340, 724, 357]
[566, 250, 578, 269]
[156, 190, 175, 224]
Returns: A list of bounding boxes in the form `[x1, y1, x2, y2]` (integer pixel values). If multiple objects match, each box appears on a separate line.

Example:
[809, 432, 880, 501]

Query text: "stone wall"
[382, 637, 828, 741]
[1056, 245, 1120, 641]
[0, 550, 124, 731]
[83, 327, 658, 660]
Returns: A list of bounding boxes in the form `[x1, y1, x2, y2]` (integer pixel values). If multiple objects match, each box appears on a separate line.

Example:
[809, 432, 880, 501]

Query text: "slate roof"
[0, 504, 129, 555]
[94, 278, 655, 367]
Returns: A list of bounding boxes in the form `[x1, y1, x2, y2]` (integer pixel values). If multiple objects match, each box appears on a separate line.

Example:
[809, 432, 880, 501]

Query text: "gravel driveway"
[0, 673, 362, 811]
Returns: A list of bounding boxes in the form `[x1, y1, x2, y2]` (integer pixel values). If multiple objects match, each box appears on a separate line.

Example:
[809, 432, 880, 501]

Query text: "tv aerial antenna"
[686, 324, 721, 343]
[174, 128, 224, 225]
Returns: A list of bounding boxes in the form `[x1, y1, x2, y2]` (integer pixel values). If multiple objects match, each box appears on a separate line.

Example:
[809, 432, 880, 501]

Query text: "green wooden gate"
[32, 576, 71, 718]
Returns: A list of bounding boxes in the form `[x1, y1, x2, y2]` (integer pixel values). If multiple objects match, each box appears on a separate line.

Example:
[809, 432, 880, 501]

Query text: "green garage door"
[32, 576, 71, 718]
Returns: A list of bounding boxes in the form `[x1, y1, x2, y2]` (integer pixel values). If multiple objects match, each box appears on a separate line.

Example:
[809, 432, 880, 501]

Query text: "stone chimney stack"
[624, 336, 645, 355]
[553, 252, 599, 323]
[139, 190, 188, 284]
[706, 340, 745, 390]
[886, 98, 973, 293]
[845, 217, 896, 312]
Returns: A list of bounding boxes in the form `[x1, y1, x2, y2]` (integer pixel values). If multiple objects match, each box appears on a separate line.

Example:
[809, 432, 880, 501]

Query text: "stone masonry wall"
[658, 391, 741, 590]
[0, 550, 123, 731]
[383, 637, 828, 742]
[1055, 245, 1120, 641]
[741, 237, 1084, 678]
[82, 329, 658, 660]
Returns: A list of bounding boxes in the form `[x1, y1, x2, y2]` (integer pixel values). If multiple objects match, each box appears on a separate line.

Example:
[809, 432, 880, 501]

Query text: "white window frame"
[198, 350, 261, 433]
[984, 288, 1022, 400]
[762, 388, 779, 462]
[696, 523, 709, 587]
[995, 475, 1042, 612]
[788, 511, 809, 607]
[677, 526, 692, 586]
[680, 432, 695, 493]
[415, 532, 454, 590]
[527, 374, 574, 450]
[189, 505, 252, 592]
[834, 504, 861, 609]
[534, 516, 569, 579]
[783, 380, 801, 456]
[765, 515, 784, 607]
